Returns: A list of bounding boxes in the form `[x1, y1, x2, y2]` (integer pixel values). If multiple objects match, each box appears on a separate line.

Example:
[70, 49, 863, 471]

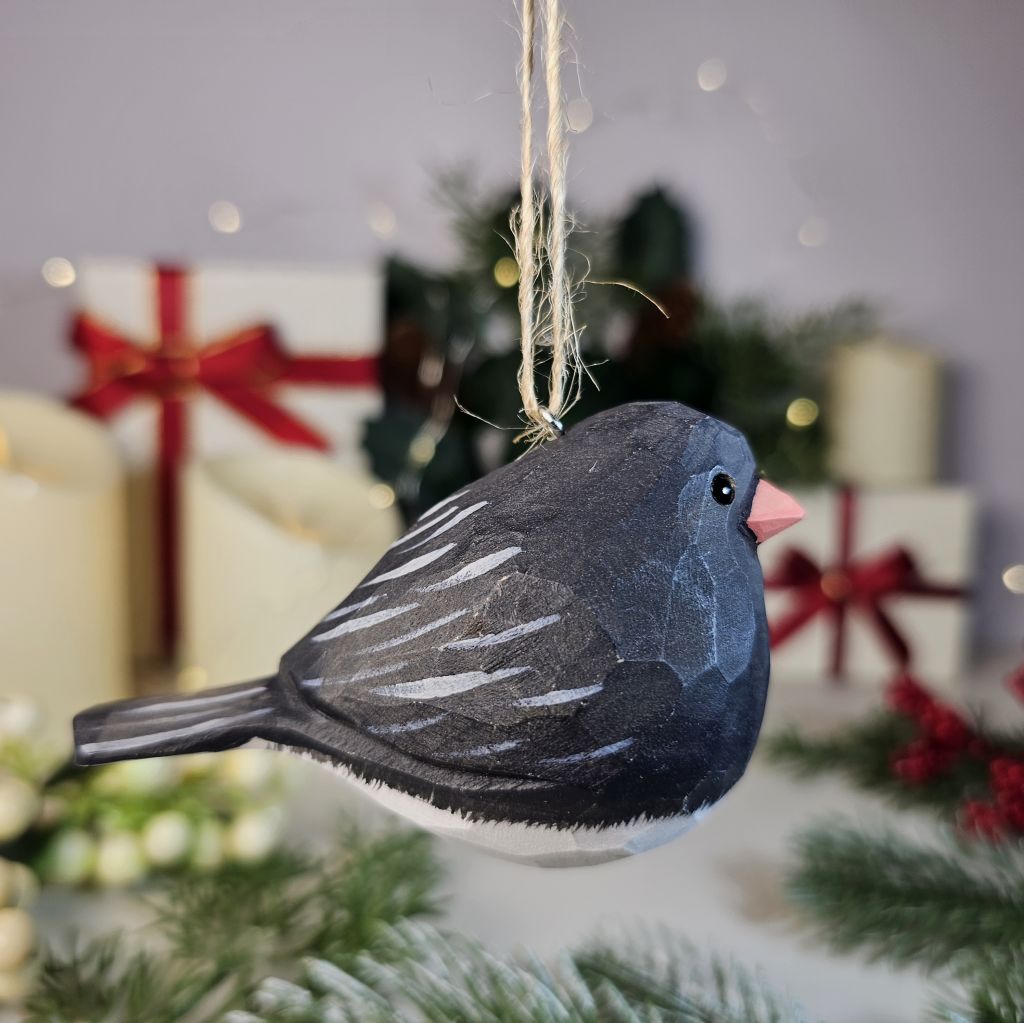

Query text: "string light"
[493, 257, 520, 288]
[786, 397, 819, 428]
[697, 59, 728, 92]
[798, 217, 829, 248]
[566, 97, 594, 133]
[367, 202, 397, 240]
[208, 200, 242, 234]
[368, 483, 396, 510]
[1003, 564, 1024, 595]
[41, 258, 76, 288]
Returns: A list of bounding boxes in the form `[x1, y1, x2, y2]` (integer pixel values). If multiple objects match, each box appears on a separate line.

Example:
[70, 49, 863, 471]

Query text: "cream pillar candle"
[828, 336, 942, 487]
[0, 394, 129, 745]
[182, 451, 401, 689]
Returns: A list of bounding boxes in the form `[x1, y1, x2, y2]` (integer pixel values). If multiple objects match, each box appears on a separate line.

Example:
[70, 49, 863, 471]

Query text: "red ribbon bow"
[69, 265, 379, 653]
[765, 488, 964, 679]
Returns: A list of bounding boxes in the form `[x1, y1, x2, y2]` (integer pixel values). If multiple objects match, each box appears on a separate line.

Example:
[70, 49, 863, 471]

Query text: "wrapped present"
[69, 260, 382, 661]
[762, 487, 975, 687]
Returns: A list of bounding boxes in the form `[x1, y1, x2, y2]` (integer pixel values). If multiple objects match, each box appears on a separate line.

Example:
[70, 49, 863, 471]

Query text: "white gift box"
[761, 487, 976, 688]
[74, 259, 382, 467]
[72, 259, 384, 662]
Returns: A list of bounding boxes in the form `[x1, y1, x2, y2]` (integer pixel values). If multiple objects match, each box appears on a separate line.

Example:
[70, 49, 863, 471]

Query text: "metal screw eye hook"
[539, 407, 565, 437]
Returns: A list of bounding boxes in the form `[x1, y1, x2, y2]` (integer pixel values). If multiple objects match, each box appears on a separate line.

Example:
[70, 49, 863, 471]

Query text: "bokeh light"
[493, 257, 520, 288]
[368, 483, 396, 510]
[566, 97, 594, 133]
[786, 397, 820, 428]
[367, 202, 397, 240]
[208, 200, 242, 234]
[798, 217, 829, 248]
[1002, 564, 1024, 594]
[697, 59, 728, 92]
[41, 258, 76, 288]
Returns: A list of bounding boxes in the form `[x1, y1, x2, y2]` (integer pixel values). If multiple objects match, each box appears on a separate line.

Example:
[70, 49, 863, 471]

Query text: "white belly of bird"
[296, 747, 711, 867]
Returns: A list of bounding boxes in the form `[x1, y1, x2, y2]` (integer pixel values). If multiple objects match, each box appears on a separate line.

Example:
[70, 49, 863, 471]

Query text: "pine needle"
[786, 823, 1024, 972]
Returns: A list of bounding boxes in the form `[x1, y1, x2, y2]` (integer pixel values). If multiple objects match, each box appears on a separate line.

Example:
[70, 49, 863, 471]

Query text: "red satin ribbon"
[70, 265, 379, 653]
[765, 488, 964, 679]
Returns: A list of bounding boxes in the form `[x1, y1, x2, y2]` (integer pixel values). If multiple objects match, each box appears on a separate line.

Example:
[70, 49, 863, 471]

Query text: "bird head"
[668, 412, 804, 560]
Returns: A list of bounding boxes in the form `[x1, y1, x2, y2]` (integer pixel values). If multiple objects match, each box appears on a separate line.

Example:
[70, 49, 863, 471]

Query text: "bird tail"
[72, 677, 282, 766]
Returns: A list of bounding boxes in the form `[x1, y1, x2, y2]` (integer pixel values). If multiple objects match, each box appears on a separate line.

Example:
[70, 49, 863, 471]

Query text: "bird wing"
[279, 490, 657, 790]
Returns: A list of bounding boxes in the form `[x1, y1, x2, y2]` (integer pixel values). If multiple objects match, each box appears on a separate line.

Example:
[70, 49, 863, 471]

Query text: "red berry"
[886, 673, 933, 717]
[999, 799, 1024, 831]
[919, 706, 972, 749]
[991, 759, 1024, 813]
[892, 742, 939, 783]
[961, 800, 1006, 840]
[1007, 662, 1024, 703]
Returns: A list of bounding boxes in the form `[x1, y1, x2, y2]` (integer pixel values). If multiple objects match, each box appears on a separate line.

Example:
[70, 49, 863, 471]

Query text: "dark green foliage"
[767, 712, 1024, 821]
[785, 824, 1024, 1023]
[363, 400, 481, 512]
[767, 714, 969, 814]
[614, 187, 696, 292]
[771, 692, 1024, 1023]
[932, 950, 1024, 1023]
[370, 179, 871, 519]
[28, 936, 215, 1023]
[24, 827, 443, 1023]
[24, 826, 816, 1023]
[786, 824, 1024, 970]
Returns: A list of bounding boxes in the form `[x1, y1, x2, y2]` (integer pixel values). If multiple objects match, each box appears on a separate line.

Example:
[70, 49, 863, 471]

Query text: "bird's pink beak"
[746, 480, 804, 543]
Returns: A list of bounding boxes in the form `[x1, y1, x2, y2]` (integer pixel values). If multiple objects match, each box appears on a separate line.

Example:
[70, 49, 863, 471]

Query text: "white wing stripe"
[541, 738, 634, 765]
[459, 740, 521, 756]
[77, 709, 273, 758]
[307, 661, 410, 687]
[417, 490, 468, 521]
[515, 683, 604, 708]
[368, 714, 446, 736]
[311, 603, 419, 643]
[119, 686, 265, 716]
[358, 610, 470, 655]
[444, 613, 560, 650]
[404, 501, 487, 550]
[322, 593, 382, 623]
[359, 543, 456, 588]
[418, 547, 521, 593]
[387, 505, 459, 550]
[371, 666, 530, 700]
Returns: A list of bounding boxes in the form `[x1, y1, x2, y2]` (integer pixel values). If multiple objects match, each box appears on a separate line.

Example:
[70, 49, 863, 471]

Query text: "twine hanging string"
[515, 0, 581, 444]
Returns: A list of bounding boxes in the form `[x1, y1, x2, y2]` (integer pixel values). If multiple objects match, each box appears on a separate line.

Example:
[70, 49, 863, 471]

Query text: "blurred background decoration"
[1, 2, 1023, 1019]
[368, 181, 874, 510]
[0, 694, 286, 889]
[767, 662, 1024, 1021]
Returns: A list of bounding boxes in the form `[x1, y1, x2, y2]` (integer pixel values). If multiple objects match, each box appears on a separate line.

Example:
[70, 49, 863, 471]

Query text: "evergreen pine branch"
[24, 826, 443, 1023]
[150, 826, 442, 975]
[230, 920, 815, 1023]
[27, 934, 215, 1023]
[929, 949, 1024, 1023]
[765, 716, 993, 815]
[786, 822, 1024, 972]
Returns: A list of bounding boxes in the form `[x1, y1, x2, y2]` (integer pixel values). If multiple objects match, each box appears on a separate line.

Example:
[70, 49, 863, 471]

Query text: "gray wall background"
[1, 1, 1022, 650]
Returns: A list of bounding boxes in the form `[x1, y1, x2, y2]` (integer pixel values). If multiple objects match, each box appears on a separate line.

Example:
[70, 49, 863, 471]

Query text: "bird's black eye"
[711, 472, 736, 506]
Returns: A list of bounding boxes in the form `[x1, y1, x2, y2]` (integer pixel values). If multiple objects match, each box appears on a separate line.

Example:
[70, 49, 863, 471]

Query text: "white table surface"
[32, 658, 1023, 1023]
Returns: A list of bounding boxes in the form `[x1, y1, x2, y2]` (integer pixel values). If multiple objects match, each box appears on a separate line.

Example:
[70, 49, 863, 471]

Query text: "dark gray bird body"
[75, 402, 784, 864]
